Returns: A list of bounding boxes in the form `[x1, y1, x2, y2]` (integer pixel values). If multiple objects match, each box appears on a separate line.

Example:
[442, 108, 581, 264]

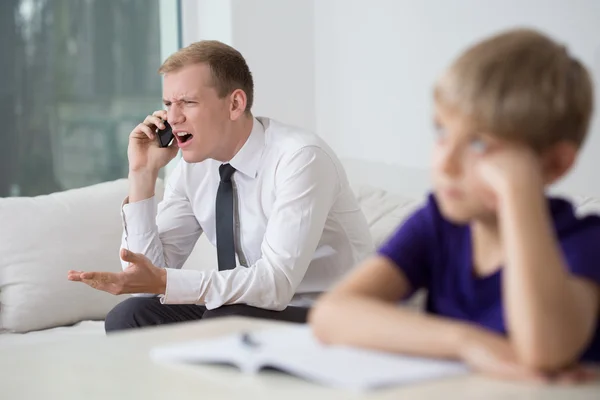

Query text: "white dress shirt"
[120, 117, 374, 310]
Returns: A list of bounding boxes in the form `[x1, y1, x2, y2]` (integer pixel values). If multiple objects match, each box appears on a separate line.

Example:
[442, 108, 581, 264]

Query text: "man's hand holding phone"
[128, 110, 179, 202]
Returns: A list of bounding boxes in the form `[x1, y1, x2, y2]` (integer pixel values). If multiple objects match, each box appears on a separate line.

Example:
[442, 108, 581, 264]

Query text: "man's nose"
[167, 105, 185, 125]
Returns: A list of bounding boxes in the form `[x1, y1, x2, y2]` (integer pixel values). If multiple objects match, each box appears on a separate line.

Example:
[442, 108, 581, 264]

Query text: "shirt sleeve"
[377, 195, 437, 297]
[561, 216, 600, 285]
[161, 146, 340, 310]
[121, 161, 202, 277]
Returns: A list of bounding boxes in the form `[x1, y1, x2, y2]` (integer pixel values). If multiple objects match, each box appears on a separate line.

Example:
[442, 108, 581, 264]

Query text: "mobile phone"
[157, 120, 174, 148]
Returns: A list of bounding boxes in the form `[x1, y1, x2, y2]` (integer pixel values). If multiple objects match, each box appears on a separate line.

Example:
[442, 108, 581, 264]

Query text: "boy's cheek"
[478, 188, 499, 212]
[471, 178, 499, 213]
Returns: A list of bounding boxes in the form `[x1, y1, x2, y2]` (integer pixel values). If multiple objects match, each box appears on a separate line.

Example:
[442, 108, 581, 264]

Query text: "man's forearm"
[310, 294, 470, 360]
[500, 186, 587, 369]
[128, 170, 159, 203]
[122, 169, 166, 272]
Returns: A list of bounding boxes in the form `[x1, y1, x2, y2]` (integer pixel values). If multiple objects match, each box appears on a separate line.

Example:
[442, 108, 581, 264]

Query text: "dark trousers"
[104, 297, 309, 334]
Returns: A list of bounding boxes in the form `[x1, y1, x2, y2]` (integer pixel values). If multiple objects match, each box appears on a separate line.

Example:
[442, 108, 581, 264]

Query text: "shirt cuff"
[121, 196, 158, 235]
[160, 268, 204, 304]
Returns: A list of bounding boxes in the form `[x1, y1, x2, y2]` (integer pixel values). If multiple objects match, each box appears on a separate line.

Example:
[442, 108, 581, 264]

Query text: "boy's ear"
[541, 141, 578, 185]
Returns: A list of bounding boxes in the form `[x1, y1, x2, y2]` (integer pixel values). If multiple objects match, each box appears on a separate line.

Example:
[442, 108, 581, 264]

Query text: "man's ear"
[229, 89, 248, 120]
[541, 141, 578, 185]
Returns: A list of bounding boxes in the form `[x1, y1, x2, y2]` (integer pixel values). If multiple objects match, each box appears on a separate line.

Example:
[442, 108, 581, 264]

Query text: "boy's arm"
[310, 255, 592, 382]
[310, 256, 468, 358]
[500, 184, 600, 371]
[309, 199, 513, 362]
[309, 256, 549, 381]
[309, 200, 474, 358]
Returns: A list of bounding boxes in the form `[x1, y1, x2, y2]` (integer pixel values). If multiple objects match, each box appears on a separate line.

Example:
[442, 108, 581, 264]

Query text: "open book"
[150, 325, 468, 391]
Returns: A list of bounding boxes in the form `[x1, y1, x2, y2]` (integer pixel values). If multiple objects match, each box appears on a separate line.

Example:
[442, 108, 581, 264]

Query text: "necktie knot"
[219, 164, 236, 182]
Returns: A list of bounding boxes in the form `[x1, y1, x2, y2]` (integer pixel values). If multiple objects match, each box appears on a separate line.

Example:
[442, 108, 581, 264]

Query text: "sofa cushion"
[354, 187, 600, 248]
[353, 185, 424, 248]
[0, 179, 164, 333]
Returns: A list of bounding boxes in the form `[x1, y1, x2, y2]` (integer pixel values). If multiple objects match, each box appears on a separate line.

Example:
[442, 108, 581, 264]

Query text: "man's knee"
[104, 296, 161, 334]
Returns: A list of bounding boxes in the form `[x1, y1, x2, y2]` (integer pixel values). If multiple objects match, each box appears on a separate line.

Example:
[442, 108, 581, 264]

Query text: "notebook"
[150, 324, 469, 391]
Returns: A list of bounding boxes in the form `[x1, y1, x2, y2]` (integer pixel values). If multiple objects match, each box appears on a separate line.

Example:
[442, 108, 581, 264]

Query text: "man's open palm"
[67, 249, 166, 295]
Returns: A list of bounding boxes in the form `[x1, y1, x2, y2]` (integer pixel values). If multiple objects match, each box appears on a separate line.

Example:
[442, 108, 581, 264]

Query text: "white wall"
[181, 0, 233, 50]
[232, 1, 315, 132]
[315, 0, 600, 196]
[179, 0, 600, 196]
[180, 0, 315, 132]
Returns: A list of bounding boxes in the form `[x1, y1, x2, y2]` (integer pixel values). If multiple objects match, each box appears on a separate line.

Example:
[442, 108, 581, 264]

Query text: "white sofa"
[1, 159, 599, 346]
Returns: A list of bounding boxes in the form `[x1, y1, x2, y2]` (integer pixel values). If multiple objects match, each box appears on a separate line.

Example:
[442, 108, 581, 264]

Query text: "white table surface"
[1, 317, 598, 400]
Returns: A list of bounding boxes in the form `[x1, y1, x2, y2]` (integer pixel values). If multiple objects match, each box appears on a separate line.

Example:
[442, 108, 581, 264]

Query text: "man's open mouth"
[176, 132, 193, 143]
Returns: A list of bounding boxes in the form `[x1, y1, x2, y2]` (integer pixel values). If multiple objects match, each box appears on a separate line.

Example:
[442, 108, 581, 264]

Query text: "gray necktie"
[216, 164, 236, 271]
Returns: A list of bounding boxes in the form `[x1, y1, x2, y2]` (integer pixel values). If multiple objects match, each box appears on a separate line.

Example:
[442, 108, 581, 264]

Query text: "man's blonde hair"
[434, 28, 594, 150]
[159, 40, 254, 112]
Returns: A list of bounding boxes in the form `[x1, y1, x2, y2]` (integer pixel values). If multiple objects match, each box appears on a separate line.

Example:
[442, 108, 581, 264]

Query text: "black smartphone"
[157, 120, 174, 148]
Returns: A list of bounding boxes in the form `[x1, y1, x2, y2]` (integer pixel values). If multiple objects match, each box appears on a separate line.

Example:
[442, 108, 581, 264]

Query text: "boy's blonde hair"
[434, 28, 594, 150]
[159, 40, 254, 112]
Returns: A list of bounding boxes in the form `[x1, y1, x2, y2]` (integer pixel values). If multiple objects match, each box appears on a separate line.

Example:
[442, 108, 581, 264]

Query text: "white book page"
[253, 325, 468, 391]
[150, 325, 469, 391]
[150, 334, 258, 373]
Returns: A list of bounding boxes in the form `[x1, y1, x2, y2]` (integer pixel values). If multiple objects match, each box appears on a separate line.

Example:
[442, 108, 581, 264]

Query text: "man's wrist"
[128, 169, 159, 203]
[155, 268, 167, 295]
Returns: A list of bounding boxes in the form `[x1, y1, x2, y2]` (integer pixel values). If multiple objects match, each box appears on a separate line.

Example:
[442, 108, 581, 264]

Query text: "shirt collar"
[228, 117, 265, 179]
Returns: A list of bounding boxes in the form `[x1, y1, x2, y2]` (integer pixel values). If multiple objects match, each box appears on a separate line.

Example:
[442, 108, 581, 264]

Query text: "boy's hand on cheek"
[475, 144, 544, 206]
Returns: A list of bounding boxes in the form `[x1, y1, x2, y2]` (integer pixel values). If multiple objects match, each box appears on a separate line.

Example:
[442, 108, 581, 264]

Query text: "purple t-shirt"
[378, 194, 600, 362]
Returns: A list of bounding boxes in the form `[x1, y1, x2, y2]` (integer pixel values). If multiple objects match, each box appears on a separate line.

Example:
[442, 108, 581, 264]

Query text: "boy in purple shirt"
[309, 28, 600, 382]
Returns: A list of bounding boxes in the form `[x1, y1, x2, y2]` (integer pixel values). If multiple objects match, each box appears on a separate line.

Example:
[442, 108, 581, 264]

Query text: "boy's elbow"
[515, 325, 593, 372]
[516, 343, 579, 373]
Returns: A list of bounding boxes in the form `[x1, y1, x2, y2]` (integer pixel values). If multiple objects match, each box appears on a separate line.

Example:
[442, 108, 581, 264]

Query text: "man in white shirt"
[67, 40, 373, 332]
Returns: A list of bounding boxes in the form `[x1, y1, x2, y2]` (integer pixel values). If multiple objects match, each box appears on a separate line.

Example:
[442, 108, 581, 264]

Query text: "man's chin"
[180, 151, 206, 164]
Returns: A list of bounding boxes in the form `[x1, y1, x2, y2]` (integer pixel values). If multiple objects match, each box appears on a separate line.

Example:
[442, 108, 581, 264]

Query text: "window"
[0, 0, 180, 197]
